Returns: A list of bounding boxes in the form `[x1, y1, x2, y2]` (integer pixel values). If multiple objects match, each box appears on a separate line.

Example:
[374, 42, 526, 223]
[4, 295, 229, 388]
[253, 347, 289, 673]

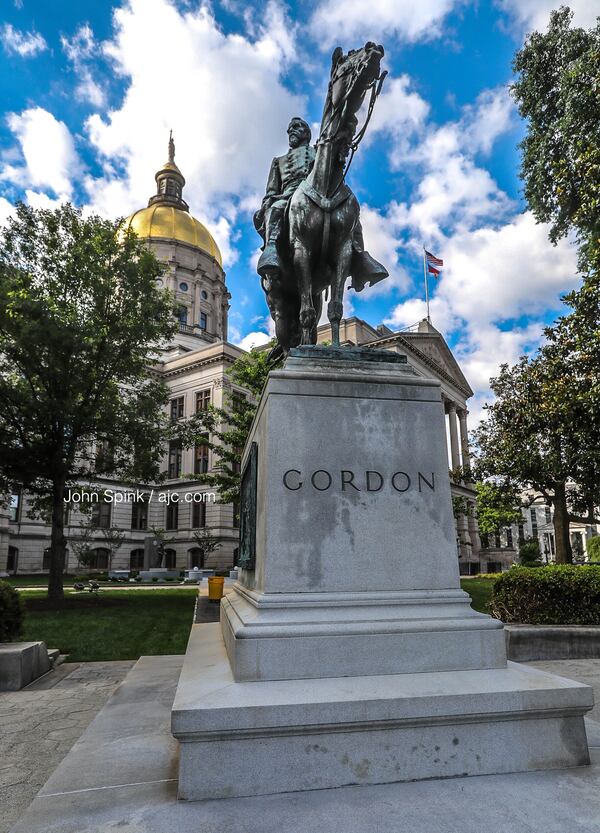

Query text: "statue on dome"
[254, 43, 389, 358]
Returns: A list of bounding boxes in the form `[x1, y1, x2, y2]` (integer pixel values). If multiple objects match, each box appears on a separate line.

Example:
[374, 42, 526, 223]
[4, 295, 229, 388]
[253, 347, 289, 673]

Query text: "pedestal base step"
[171, 623, 593, 801]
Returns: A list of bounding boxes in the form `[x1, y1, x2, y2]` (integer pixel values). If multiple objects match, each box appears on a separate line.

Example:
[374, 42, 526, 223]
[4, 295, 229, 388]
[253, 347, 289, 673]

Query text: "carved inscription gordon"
[282, 469, 436, 493]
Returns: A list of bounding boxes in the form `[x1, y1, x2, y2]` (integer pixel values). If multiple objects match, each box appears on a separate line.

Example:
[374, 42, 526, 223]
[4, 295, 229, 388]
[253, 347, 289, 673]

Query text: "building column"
[457, 409, 471, 474]
[447, 401, 461, 472]
[468, 500, 481, 559]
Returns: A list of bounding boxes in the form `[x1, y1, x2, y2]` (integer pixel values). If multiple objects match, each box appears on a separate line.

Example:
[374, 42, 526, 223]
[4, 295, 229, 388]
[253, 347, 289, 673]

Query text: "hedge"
[490, 565, 600, 625]
[0, 580, 25, 641]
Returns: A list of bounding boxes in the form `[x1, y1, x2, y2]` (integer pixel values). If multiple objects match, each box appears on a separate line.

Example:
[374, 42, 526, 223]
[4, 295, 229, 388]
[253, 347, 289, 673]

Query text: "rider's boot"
[257, 214, 283, 278]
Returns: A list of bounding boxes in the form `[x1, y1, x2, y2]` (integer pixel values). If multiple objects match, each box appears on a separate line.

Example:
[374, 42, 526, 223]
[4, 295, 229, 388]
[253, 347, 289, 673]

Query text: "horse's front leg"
[293, 241, 316, 345]
[329, 238, 353, 346]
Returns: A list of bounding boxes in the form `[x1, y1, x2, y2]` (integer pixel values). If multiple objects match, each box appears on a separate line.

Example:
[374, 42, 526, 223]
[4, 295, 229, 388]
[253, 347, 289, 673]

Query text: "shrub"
[215, 569, 230, 577]
[587, 536, 600, 563]
[0, 580, 25, 641]
[490, 565, 600, 624]
[519, 538, 542, 566]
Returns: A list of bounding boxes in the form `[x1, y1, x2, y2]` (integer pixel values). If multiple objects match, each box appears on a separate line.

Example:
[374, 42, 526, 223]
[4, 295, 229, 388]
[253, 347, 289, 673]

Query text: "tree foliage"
[474, 10, 600, 565]
[587, 536, 600, 563]
[512, 6, 600, 253]
[473, 340, 600, 564]
[473, 481, 522, 537]
[181, 344, 282, 505]
[0, 203, 177, 601]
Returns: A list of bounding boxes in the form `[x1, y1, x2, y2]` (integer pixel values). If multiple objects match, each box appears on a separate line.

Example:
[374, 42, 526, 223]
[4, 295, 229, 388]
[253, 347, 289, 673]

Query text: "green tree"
[181, 344, 282, 505]
[502, 8, 600, 562]
[474, 347, 600, 564]
[587, 536, 600, 563]
[192, 527, 223, 565]
[512, 7, 600, 256]
[0, 203, 177, 602]
[518, 538, 542, 567]
[474, 481, 522, 537]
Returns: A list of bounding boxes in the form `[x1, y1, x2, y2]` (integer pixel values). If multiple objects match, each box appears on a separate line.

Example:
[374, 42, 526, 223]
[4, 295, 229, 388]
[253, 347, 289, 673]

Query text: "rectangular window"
[518, 521, 526, 544]
[199, 312, 208, 330]
[530, 508, 538, 538]
[131, 497, 148, 530]
[192, 500, 206, 528]
[168, 441, 182, 478]
[170, 397, 184, 421]
[195, 388, 211, 412]
[494, 532, 501, 548]
[95, 439, 114, 472]
[545, 506, 551, 525]
[194, 437, 209, 474]
[91, 502, 111, 529]
[9, 493, 20, 523]
[166, 503, 179, 530]
[232, 501, 240, 529]
[506, 528, 513, 548]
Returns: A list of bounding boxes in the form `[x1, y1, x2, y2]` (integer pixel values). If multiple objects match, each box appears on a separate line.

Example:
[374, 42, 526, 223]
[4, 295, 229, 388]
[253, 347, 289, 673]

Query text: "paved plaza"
[0, 661, 134, 833]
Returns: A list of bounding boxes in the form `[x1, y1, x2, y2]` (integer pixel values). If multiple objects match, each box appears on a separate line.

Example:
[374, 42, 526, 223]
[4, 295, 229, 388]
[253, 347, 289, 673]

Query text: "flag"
[425, 249, 443, 278]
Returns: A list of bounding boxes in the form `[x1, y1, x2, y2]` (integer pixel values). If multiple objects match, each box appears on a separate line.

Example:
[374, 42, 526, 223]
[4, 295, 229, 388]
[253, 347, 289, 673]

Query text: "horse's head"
[319, 42, 385, 155]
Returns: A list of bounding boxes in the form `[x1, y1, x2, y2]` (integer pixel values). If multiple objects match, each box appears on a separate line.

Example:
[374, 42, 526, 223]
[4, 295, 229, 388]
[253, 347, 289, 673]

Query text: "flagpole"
[423, 247, 430, 322]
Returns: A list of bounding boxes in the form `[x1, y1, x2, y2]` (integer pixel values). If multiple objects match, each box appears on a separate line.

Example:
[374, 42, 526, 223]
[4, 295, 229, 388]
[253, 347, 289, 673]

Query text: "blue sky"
[0, 0, 597, 420]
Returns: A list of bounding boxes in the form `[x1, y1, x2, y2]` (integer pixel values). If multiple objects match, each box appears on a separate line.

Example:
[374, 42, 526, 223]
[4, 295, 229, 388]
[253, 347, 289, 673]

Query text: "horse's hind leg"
[294, 243, 316, 345]
[328, 240, 352, 346]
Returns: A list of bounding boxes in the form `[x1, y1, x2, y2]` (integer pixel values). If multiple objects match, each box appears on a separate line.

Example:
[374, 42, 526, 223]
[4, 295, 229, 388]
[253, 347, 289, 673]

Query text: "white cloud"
[357, 204, 411, 293]
[24, 190, 69, 210]
[385, 212, 579, 421]
[235, 330, 271, 351]
[366, 75, 429, 164]
[381, 85, 515, 243]
[2, 108, 78, 197]
[1, 23, 47, 57]
[61, 25, 106, 107]
[497, 0, 599, 34]
[310, 0, 463, 45]
[0, 197, 15, 228]
[84, 0, 303, 266]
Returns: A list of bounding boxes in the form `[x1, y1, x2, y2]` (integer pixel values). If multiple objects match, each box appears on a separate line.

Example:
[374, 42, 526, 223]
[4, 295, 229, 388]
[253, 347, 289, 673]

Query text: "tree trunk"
[48, 478, 67, 603]
[553, 482, 572, 564]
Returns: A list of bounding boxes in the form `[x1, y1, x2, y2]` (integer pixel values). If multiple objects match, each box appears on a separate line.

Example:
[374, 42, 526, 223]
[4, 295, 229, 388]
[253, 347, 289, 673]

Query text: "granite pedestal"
[172, 346, 593, 799]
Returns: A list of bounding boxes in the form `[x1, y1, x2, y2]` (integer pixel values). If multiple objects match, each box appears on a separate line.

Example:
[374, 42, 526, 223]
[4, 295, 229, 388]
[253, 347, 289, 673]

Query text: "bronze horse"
[256, 43, 388, 356]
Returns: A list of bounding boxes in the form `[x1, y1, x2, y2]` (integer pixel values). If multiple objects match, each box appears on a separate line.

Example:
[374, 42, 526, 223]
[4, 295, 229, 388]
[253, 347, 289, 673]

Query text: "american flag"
[425, 249, 444, 278]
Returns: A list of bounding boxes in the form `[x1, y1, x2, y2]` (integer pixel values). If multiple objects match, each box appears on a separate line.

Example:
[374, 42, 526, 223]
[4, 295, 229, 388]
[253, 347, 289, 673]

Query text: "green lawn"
[21, 588, 198, 662]
[460, 578, 496, 615]
[7, 575, 77, 587]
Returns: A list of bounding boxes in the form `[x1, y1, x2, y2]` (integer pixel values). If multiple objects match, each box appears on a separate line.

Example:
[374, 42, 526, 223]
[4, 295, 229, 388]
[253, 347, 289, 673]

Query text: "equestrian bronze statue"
[254, 43, 388, 357]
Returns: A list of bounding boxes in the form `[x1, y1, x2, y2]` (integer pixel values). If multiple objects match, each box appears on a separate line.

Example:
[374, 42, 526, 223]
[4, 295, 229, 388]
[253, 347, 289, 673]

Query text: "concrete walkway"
[0, 661, 134, 833]
[4, 655, 600, 833]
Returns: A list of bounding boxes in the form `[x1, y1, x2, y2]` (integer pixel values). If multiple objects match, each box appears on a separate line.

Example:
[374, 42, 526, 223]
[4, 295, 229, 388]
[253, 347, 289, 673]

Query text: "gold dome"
[123, 204, 222, 266]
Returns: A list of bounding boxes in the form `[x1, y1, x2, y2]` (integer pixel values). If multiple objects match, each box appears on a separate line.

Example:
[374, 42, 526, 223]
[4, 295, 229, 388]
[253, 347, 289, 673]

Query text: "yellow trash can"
[207, 575, 225, 603]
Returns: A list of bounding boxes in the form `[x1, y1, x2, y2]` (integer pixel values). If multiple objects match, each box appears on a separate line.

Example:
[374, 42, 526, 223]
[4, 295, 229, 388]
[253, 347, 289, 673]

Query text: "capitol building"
[0, 139, 491, 577]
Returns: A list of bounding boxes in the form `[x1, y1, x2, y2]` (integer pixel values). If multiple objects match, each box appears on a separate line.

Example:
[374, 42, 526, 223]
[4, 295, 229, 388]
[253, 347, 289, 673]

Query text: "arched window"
[164, 548, 177, 569]
[130, 549, 145, 570]
[88, 548, 110, 570]
[176, 305, 188, 324]
[188, 547, 204, 569]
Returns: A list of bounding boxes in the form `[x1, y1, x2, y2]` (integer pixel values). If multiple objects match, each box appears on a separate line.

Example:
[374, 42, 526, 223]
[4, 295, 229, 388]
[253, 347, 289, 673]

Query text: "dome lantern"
[148, 130, 189, 211]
